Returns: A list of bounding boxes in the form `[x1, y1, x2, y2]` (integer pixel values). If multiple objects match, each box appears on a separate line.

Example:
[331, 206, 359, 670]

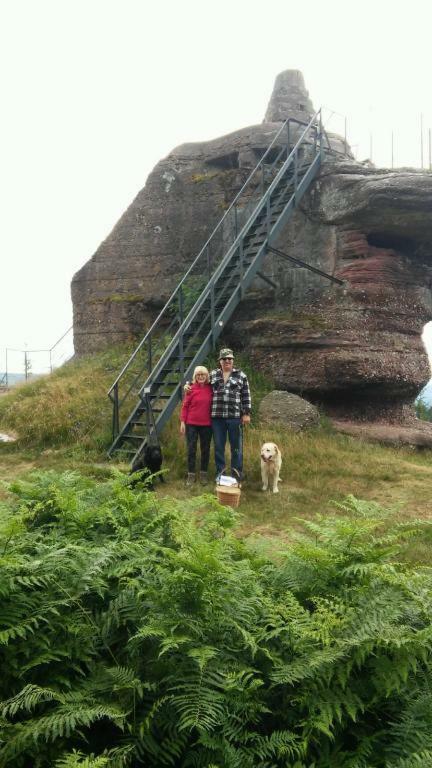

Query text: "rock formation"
[71, 70, 432, 424]
[259, 391, 320, 431]
[264, 70, 314, 123]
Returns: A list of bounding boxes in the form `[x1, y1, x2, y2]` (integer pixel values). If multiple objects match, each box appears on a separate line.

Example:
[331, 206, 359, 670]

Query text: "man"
[184, 348, 251, 478]
[210, 348, 251, 479]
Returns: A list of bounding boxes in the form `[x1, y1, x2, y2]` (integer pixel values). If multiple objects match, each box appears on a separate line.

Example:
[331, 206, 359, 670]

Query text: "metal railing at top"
[108, 110, 335, 430]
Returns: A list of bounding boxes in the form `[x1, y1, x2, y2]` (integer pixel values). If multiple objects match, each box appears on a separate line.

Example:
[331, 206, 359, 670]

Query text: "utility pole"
[24, 349, 32, 381]
[420, 113, 424, 169]
[429, 128, 431, 171]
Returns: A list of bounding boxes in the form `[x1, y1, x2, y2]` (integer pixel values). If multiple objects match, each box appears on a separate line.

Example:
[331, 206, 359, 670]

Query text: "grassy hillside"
[0, 348, 431, 556]
[0, 348, 126, 451]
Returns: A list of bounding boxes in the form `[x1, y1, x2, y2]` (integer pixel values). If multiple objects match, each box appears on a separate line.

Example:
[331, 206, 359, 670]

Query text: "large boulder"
[259, 390, 320, 431]
[71, 70, 432, 423]
[71, 70, 347, 353]
[230, 160, 432, 422]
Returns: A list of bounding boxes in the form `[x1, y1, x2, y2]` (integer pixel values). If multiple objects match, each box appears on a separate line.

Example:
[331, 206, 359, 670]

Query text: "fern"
[1, 472, 432, 766]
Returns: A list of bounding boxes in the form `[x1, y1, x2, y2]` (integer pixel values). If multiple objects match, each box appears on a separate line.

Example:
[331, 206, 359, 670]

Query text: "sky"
[1, 0, 432, 375]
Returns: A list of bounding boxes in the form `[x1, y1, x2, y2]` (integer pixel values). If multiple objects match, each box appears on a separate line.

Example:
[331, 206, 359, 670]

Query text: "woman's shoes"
[185, 472, 208, 486]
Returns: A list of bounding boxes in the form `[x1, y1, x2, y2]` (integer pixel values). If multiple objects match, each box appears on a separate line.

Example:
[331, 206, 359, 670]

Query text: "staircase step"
[153, 380, 179, 386]
[132, 406, 160, 412]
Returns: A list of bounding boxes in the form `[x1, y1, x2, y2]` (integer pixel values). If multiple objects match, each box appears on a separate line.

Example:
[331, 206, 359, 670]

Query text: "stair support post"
[179, 336, 185, 384]
[145, 391, 151, 438]
[206, 245, 212, 280]
[266, 196, 271, 238]
[239, 240, 245, 299]
[178, 286, 184, 327]
[286, 119, 291, 159]
[112, 383, 120, 440]
[234, 204, 238, 238]
[294, 148, 298, 203]
[210, 283, 216, 349]
[177, 289, 185, 383]
[147, 333, 152, 374]
[319, 110, 324, 164]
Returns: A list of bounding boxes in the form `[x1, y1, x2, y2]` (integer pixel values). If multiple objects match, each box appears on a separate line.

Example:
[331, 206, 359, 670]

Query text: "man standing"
[210, 348, 251, 479]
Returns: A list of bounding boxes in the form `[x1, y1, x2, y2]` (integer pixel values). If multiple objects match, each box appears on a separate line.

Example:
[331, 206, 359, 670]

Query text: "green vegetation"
[190, 172, 219, 184]
[416, 397, 432, 422]
[0, 350, 431, 529]
[0, 351, 432, 766]
[0, 348, 128, 450]
[1, 471, 432, 767]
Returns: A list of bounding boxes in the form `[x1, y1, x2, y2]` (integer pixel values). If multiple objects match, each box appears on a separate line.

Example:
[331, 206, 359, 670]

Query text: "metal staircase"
[108, 110, 331, 461]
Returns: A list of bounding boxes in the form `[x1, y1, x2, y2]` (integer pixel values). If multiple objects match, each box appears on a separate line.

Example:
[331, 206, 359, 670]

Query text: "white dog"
[260, 442, 282, 493]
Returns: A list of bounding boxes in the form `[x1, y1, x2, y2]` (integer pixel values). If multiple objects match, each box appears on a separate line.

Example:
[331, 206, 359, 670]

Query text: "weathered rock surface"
[71, 70, 346, 352]
[264, 70, 314, 123]
[229, 161, 432, 421]
[331, 418, 432, 448]
[72, 70, 432, 424]
[259, 390, 320, 431]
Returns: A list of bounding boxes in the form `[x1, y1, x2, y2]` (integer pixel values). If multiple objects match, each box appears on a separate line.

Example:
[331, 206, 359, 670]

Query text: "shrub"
[0, 474, 432, 766]
[416, 397, 432, 422]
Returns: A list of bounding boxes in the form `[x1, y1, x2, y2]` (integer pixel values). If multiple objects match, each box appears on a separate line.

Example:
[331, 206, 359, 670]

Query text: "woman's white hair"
[192, 365, 209, 383]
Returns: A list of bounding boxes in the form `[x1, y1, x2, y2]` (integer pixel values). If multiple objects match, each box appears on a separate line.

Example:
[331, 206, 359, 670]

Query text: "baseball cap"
[219, 348, 234, 359]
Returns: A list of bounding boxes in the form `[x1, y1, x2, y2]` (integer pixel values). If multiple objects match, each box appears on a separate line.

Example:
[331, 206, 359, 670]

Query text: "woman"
[180, 366, 213, 486]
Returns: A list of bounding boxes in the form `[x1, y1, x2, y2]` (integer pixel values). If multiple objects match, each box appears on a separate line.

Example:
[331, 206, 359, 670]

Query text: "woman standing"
[180, 366, 213, 486]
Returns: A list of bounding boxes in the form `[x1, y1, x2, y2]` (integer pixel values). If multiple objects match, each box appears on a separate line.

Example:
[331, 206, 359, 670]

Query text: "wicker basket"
[215, 484, 241, 508]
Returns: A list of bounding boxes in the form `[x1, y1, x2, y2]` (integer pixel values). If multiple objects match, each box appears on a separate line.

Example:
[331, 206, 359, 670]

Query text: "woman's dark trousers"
[186, 425, 212, 472]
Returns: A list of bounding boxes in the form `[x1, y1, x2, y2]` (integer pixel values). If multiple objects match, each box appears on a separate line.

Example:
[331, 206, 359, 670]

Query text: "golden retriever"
[260, 442, 282, 493]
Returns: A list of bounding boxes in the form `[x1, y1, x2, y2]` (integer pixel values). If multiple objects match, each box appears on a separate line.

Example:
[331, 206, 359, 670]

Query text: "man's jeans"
[212, 417, 242, 477]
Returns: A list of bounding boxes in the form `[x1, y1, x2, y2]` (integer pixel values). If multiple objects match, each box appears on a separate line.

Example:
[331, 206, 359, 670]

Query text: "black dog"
[129, 444, 164, 490]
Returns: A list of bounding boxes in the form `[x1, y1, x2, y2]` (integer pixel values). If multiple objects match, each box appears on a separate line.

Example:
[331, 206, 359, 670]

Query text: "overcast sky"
[1, 0, 431, 375]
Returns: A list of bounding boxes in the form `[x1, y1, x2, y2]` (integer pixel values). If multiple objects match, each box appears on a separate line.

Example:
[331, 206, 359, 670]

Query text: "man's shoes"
[199, 471, 208, 485]
[185, 472, 196, 487]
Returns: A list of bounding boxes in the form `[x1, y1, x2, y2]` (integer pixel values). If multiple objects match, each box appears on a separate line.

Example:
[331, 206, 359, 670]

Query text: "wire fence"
[322, 106, 432, 169]
[0, 327, 74, 389]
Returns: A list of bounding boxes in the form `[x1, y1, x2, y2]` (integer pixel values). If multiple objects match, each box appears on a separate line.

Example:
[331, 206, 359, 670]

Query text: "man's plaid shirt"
[209, 368, 252, 419]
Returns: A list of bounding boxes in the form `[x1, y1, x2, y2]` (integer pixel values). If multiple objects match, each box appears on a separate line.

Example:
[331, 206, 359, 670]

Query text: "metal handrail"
[107, 115, 316, 397]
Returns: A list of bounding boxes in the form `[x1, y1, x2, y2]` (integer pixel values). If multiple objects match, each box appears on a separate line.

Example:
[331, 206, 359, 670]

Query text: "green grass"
[0, 348, 431, 558]
[0, 346, 131, 452]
